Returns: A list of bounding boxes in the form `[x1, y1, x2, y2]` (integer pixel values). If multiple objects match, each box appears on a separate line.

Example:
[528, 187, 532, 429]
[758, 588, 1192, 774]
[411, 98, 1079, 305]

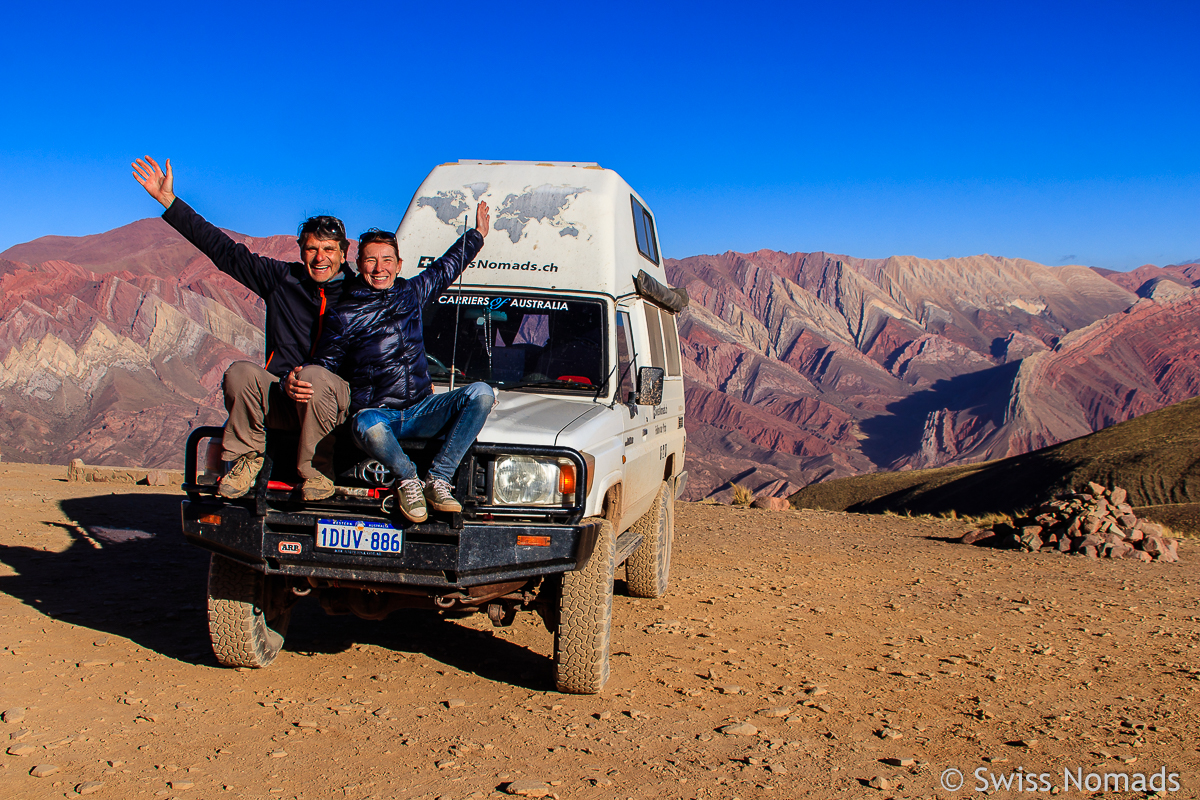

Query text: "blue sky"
[1, 0, 1196, 268]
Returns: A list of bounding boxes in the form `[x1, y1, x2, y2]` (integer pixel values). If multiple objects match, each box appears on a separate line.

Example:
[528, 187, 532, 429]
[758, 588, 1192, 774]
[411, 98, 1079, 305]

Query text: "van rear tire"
[206, 554, 292, 668]
[553, 519, 615, 694]
[625, 480, 674, 598]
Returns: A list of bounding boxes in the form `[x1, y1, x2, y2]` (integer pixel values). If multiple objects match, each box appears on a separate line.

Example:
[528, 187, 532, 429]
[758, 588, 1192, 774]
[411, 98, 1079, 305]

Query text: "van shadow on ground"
[0, 492, 552, 690]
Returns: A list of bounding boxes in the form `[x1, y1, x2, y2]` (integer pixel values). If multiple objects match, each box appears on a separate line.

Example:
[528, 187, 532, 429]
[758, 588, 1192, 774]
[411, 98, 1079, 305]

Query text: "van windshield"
[423, 292, 607, 393]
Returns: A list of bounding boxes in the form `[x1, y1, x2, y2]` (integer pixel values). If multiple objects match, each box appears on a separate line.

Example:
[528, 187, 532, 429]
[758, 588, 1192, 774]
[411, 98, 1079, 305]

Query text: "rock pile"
[960, 482, 1180, 563]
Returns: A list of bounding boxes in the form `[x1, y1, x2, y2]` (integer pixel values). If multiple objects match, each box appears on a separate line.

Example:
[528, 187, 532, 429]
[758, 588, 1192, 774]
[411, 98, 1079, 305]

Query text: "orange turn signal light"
[516, 535, 551, 547]
[558, 464, 576, 495]
[198, 513, 222, 525]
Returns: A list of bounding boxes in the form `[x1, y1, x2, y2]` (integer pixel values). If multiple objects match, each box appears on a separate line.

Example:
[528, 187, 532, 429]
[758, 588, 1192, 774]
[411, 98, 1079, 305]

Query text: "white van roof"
[395, 160, 669, 298]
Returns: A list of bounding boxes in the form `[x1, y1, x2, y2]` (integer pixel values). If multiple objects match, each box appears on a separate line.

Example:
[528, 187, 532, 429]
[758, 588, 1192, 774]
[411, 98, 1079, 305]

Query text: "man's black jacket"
[310, 229, 484, 413]
[162, 199, 353, 378]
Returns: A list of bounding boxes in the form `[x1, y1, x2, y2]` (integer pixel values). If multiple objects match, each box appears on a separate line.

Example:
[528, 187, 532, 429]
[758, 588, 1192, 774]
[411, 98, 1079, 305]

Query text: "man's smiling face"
[299, 235, 346, 283]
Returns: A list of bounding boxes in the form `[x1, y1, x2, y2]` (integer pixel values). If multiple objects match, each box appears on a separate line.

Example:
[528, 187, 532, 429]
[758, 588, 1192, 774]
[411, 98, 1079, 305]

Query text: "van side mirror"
[635, 366, 665, 406]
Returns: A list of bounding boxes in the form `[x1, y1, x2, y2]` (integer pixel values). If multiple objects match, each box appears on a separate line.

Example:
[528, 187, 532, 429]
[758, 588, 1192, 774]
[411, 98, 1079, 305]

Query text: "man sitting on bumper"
[132, 156, 353, 501]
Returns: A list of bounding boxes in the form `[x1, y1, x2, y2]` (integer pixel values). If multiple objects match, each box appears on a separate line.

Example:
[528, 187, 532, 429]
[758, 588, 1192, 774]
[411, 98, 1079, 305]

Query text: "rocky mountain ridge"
[667, 250, 1200, 498]
[0, 219, 276, 466]
[2, 219, 1197, 500]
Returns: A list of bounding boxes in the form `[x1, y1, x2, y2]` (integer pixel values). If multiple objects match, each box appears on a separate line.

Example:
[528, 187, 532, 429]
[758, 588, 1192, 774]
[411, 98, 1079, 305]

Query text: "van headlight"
[492, 455, 576, 506]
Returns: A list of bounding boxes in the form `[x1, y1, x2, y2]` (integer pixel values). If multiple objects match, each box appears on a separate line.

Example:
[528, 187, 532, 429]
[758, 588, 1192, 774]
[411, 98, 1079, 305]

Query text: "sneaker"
[394, 478, 428, 523]
[300, 473, 335, 501]
[424, 477, 462, 513]
[218, 452, 264, 499]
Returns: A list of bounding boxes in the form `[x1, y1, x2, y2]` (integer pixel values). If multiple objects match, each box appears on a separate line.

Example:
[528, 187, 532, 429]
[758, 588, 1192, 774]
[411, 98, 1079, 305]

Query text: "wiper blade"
[508, 380, 594, 390]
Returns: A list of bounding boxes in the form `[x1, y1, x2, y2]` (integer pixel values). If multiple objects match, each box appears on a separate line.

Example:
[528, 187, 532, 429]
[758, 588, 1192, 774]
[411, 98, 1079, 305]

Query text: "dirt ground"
[1, 463, 1197, 800]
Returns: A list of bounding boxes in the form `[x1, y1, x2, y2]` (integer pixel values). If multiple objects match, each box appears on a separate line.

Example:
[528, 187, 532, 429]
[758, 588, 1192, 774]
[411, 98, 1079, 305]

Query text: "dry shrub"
[1155, 521, 1181, 539]
[731, 484, 754, 506]
[961, 512, 1015, 529]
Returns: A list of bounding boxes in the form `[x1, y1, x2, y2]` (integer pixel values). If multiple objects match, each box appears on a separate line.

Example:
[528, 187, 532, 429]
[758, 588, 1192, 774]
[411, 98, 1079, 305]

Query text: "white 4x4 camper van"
[181, 160, 687, 694]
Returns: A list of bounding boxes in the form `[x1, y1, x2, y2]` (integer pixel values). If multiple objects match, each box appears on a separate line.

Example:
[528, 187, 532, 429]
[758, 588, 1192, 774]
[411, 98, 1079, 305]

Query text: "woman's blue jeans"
[351, 382, 496, 484]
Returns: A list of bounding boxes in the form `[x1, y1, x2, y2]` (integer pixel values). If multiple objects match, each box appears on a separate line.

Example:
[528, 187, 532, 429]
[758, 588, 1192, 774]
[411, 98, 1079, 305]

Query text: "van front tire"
[625, 480, 674, 598]
[553, 518, 615, 694]
[206, 554, 292, 668]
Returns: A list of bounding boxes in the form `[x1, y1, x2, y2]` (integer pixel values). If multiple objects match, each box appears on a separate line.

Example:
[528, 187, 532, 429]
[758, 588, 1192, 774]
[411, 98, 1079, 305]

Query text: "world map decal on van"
[417, 184, 588, 243]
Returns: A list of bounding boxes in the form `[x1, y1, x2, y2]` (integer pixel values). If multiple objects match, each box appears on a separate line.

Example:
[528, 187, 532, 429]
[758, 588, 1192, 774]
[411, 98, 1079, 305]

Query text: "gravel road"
[0, 464, 1196, 799]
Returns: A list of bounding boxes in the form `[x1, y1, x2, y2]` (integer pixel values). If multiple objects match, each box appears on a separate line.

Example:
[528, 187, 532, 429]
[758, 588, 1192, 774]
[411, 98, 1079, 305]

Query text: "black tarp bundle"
[634, 270, 689, 314]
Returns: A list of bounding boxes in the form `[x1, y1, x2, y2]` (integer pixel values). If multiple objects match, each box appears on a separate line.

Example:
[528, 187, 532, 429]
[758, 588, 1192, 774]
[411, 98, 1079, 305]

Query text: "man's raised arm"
[132, 156, 177, 208]
[131, 155, 287, 297]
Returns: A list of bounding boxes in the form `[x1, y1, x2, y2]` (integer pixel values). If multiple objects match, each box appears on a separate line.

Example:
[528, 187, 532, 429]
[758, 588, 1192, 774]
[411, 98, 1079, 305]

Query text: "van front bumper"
[182, 499, 602, 590]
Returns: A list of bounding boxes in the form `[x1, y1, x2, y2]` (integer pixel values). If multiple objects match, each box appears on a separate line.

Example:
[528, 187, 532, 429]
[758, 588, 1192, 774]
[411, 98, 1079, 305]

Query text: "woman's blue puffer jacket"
[311, 229, 484, 413]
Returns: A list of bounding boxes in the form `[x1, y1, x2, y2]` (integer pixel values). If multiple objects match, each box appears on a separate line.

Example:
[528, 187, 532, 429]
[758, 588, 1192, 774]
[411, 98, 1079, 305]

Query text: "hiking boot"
[424, 478, 462, 513]
[394, 478, 428, 523]
[300, 473, 335, 501]
[218, 452, 264, 499]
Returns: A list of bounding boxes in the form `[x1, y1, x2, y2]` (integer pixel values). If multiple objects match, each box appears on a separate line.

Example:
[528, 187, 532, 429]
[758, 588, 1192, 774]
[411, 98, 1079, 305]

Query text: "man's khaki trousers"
[221, 361, 350, 481]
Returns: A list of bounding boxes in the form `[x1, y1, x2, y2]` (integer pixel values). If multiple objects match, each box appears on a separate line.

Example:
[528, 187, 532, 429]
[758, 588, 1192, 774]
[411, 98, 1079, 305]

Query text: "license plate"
[316, 518, 403, 554]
